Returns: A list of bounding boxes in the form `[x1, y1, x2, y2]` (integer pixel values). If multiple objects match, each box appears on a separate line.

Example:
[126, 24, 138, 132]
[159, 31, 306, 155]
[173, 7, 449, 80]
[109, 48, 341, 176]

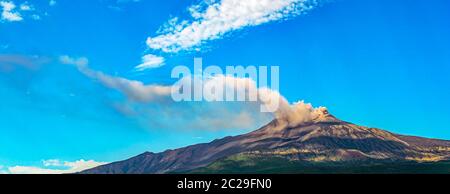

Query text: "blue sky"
[1, 0, 449, 173]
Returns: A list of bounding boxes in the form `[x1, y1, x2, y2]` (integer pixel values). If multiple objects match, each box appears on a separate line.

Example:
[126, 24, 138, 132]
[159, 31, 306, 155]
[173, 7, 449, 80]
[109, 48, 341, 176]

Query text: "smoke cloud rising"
[61, 55, 326, 130]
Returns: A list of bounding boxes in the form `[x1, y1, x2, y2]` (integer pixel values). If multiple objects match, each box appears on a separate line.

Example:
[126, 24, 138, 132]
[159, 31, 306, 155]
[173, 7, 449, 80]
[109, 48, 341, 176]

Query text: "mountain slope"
[81, 110, 450, 174]
[190, 154, 450, 174]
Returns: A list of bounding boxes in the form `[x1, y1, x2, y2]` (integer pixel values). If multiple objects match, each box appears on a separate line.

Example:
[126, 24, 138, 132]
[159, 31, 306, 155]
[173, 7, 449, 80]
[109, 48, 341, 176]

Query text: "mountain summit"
[82, 110, 450, 174]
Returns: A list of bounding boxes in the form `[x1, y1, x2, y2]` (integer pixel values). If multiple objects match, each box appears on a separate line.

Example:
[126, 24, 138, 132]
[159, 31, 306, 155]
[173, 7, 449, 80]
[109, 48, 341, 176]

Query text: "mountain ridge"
[81, 110, 450, 174]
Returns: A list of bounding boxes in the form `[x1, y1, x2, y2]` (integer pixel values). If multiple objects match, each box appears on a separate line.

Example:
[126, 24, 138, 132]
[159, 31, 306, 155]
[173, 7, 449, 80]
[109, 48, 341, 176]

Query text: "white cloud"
[42, 159, 63, 167]
[134, 54, 165, 71]
[146, 0, 319, 53]
[63, 160, 107, 173]
[6, 159, 107, 174]
[0, 1, 22, 22]
[19, 2, 32, 11]
[0, 165, 7, 174]
[1, 1, 43, 22]
[8, 166, 60, 174]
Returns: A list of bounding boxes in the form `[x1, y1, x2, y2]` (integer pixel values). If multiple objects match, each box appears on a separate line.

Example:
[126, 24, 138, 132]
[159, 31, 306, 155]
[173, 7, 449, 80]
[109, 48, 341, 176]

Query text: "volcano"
[81, 109, 450, 174]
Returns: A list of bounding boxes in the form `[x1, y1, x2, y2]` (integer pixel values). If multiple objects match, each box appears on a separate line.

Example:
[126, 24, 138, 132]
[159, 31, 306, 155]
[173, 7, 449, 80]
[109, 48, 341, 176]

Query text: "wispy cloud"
[61, 55, 325, 131]
[0, 0, 48, 22]
[60, 55, 172, 102]
[5, 159, 107, 174]
[19, 2, 33, 11]
[0, 54, 51, 72]
[138, 0, 318, 70]
[146, 0, 319, 53]
[0, 1, 22, 22]
[60, 55, 271, 130]
[134, 54, 165, 71]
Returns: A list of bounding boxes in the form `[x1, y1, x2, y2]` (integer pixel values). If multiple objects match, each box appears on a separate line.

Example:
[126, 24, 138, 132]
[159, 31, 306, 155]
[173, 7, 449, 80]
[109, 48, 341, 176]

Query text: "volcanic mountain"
[81, 109, 450, 174]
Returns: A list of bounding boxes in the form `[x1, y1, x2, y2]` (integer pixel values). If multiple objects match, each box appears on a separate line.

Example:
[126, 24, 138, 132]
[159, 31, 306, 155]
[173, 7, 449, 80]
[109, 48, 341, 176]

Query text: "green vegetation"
[188, 154, 450, 174]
